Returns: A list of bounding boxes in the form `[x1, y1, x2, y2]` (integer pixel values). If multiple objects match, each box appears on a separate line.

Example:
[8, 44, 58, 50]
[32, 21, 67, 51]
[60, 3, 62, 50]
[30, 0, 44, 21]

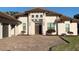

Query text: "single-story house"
[14, 8, 79, 36]
[0, 8, 79, 39]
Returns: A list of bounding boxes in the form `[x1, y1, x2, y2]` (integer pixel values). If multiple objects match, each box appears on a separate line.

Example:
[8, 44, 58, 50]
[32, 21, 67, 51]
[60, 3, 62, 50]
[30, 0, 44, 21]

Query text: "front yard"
[0, 35, 79, 51]
[51, 36, 79, 51]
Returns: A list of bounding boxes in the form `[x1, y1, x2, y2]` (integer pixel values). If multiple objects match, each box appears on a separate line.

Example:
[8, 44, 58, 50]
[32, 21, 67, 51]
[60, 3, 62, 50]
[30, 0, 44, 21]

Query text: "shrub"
[47, 29, 55, 33]
[21, 31, 26, 34]
[61, 33, 66, 36]
[67, 31, 73, 34]
[46, 29, 55, 35]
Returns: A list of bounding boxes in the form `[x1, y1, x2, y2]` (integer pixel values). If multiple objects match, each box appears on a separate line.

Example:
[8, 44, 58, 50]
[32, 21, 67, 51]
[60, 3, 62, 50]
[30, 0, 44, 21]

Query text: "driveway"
[0, 35, 66, 51]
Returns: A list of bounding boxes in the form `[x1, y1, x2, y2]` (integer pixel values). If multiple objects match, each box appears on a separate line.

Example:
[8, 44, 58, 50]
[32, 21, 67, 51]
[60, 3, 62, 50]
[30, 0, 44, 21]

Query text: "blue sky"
[0, 7, 79, 18]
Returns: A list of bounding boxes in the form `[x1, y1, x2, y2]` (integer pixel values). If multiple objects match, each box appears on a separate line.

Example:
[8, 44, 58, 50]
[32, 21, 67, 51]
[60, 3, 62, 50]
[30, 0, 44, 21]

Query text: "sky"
[0, 7, 79, 18]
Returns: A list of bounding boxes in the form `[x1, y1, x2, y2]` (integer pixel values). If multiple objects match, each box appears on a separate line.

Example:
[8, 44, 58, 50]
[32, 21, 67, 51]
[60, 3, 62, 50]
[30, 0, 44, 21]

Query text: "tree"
[74, 14, 79, 34]
[5, 11, 19, 16]
[74, 14, 79, 19]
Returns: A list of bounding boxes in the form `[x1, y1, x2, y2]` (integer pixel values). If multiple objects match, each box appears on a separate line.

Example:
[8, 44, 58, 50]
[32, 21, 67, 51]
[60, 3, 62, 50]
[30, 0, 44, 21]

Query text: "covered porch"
[0, 12, 21, 39]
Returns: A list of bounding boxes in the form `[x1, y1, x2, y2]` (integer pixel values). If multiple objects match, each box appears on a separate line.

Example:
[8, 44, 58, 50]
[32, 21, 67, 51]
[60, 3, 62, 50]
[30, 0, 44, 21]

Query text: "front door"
[35, 23, 42, 34]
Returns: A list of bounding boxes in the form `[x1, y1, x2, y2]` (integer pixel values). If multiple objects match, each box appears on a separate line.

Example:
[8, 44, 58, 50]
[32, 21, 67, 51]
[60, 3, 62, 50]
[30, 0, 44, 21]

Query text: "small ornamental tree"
[74, 14, 79, 19]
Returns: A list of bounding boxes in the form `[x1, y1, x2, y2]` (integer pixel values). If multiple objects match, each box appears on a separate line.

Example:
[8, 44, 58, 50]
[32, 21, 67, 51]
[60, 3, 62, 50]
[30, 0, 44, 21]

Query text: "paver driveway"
[0, 35, 66, 51]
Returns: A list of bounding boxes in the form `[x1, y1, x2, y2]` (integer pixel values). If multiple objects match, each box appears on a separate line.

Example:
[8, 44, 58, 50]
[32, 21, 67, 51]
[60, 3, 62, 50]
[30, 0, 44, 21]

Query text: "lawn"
[51, 36, 79, 51]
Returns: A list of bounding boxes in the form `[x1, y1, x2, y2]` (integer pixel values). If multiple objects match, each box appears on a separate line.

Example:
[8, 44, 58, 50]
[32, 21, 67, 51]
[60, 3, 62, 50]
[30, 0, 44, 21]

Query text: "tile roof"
[0, 12, 18, 21]
[14, 7, 62, 17]
[25, 7, 62, 16]
[14, 7, 79, 23]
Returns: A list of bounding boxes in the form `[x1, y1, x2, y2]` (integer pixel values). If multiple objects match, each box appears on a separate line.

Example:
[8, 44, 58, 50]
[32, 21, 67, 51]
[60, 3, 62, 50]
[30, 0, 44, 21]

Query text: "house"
[0, 12, 21, 39]
[14, 8, 78, 36]
[0, 8, 78, 39]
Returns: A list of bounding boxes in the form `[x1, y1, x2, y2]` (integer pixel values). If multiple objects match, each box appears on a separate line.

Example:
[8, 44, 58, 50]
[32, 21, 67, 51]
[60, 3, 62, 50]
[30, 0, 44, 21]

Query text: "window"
[36, 15, 38, 18]
[23, 23, 26, 31]
[65, 24, 70, 32]
[47, 23, 55, 30]
[32, 15, 34, 18]
[40, 15, 43, 17]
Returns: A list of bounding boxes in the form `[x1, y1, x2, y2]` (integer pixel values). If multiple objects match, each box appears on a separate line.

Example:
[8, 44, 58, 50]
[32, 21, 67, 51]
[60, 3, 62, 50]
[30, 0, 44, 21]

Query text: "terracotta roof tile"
[14, 8, 78, 23]
[0, 12, 21, 23]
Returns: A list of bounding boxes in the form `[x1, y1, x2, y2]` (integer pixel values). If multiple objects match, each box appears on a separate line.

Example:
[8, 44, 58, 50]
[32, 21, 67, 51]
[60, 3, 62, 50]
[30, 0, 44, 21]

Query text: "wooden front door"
[35, 23, 42, 34]
[3, 24, 8, 37]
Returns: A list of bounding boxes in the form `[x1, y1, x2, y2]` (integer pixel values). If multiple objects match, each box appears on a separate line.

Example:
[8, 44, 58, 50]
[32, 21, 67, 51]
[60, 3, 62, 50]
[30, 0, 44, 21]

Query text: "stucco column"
[0, 23, 3, 39]
[42, 22, 46, 35]
[42, 13, 46, 35]
[8, 24, 11, 37]
[14, 25, 18, 36]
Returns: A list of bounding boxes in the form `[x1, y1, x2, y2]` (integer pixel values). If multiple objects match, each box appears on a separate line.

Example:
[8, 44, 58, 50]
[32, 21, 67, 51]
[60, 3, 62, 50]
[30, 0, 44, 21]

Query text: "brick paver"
[0, 35, 66, 51]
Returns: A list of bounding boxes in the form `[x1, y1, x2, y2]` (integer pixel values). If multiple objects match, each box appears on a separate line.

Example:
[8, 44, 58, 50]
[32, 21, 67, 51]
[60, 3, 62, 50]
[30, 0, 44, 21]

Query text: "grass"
[51, 36, 79, 51]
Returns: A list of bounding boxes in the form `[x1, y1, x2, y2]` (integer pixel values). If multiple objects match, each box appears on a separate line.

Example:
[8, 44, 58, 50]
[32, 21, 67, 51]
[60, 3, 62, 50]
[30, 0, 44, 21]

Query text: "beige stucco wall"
[17, 13, 44, 35]
[70, 23, 78, 35]
[58, 21, 78, 35]
[28, 13, 44, 35]
[42, 15, 57, 35]
[8, 24, 11, 37]
[14, 25, 19, 35]
[28, 19, 35, 35]
[17, 17, 28, 35]
[58, 23, 65, 35]
[0, 23, 3, 39]
[16, 13, 78, 36]
[8, 24, 16, 37]
[11, 26, 15, 36]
